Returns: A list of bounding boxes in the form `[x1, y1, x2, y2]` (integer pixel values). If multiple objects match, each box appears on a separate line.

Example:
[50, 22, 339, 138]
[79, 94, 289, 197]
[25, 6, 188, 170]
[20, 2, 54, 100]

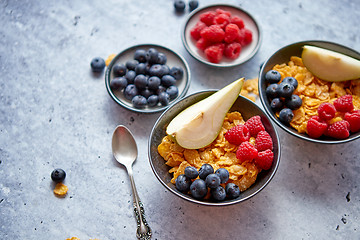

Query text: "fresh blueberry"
[170, 66, 184, 80]
[225, 183, 240, 199]
[135, 63, 147, 75]
[198, 163, 214, 180]
[161, 65, 170, 76]
[285, 94, 302, 110]
[211, 186, 226, 201]
[184, 166, 199, 179]
[51, 168, 66, 183]
[188, 0, 199, 11]
[149, 64, 165, 77]
[147, 95, 159, 107]
[166, 86, 179, 100]
[277, 82, 294, 99]
[265, 70, 281, 84]
[205, 173, 221, 189]
[175, 174, 191, 192]
[125, 60, 138, 71]
[110, 77, 128, 90]
[215, 168, 229, 184]
[90, 57, 105, 72]
[156, 85, 167, 95]
[190, 179, 208, 199]
[140, 88, 154, 99]
[158, 92, 170, 106]
[124, 84, 139, 100]
[270, 98, 283, 112]
[174, 0, 186, 13]
[132, 95, 147, 108]
[113, 63, 127, 77]
[146, 48, 159, 64]
[279, 108, 294, 124]
[134, 74, 148, 89]
[265, 83, 279, 99]
[162, 75, 176, 87]
[148, 76, 161, 90]
[125, 70, 136, 84]
[282, 76, 298, 89]
[157, 52, 167, 65]
[134, 49, 147, 63]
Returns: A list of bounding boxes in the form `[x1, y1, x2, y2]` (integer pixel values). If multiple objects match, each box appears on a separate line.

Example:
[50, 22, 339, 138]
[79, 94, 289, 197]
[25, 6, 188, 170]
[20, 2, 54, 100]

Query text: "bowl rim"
[258, 40, 360, 144]
[148, 90, 281, 206]
[105, 43, 191, 113]
[181, 3, 262, 68]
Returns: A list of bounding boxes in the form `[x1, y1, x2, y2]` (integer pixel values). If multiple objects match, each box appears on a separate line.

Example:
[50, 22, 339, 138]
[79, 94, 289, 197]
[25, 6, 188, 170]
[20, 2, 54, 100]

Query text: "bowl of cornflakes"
[148, 90, 280, 206]
[259, 40, 360, 144]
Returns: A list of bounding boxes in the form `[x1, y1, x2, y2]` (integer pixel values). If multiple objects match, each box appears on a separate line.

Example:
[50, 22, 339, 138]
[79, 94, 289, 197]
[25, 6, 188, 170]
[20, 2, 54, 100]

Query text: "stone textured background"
[0, 0, 359, 239]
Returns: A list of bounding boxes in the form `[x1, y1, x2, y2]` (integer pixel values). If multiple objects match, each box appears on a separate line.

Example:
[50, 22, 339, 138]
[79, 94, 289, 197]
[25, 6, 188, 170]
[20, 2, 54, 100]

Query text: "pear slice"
[301, 45, 360, 82]
[166, 78, 244, 149]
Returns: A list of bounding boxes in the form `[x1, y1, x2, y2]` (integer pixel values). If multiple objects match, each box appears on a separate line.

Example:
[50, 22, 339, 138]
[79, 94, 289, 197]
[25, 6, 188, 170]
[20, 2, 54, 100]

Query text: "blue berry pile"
[110, 48, 184, 109]
[264, 70, 302, 125]
[175, 164, 240, 201]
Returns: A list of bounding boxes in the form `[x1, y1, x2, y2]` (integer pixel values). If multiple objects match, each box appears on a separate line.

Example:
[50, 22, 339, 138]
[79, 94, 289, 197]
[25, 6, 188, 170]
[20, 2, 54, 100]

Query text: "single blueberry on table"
[90, 57, 105, 72]
[174, 0, 186, 13]
[51, 168, 66, 183]
[189, 0, 199, 12]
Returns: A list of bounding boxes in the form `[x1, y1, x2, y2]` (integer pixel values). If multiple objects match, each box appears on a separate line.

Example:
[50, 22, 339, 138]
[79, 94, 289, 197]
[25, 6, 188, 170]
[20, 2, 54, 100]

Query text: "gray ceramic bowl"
[259, 40, 360, 144]
[148, 91, 280, 206]
[105, 44, 191, 113]
[182, 4, 261, 67]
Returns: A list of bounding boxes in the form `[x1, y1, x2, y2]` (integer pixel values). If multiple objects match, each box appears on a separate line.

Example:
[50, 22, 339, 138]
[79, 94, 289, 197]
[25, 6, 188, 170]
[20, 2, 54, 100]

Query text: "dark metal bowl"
[259, 40, 360, 144]
[148, 91, 280, 206]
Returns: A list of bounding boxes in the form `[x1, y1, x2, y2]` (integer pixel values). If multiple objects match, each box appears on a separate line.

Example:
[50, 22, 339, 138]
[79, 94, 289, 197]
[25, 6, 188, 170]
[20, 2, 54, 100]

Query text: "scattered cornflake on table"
[105, 53, 116, 66]
[54, 182, 68, 196]
[240, 78, 259, 102]
[66, 238, 80, 240]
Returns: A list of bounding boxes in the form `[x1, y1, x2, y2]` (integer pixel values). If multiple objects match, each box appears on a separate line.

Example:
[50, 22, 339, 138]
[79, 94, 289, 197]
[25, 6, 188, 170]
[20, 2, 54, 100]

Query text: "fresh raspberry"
[255, 131, 273, 151]
[200, 25, 225, 43]
[245, 115, 265, 137]
[254, 149, 274, 170]
[190, 21, 207, 41]
[224, 42, 242, 59]
[196, 38, 211, 51]
[204, 43, 224, 63]
[306, 116, 328, 138]
[199, 11, 216, 26]
[236, 142, 258, 163]
[224, 23, 240, 43]
[333, 95, 354, 112]
[224, 124, 250, 145]
[317, 102, 336, 121]
[344, 110, 360, 132]
[215, 8, 231, 17]
[237, 28, 253, 46]
[230, 16, 245, 29]
[325, 120, 350, 139]
[213, 13, 230, 29]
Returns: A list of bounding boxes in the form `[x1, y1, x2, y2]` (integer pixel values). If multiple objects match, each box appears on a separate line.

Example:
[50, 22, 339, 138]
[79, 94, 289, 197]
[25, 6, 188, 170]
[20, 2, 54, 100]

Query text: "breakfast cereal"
[54, 182, 68, 196]
[158, 111, 261, 192]
[272, 56, 360, 134]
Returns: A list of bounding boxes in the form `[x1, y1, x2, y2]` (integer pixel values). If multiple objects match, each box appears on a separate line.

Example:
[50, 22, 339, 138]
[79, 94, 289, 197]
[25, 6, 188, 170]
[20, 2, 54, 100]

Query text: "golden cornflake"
[54, 182, 68, 196]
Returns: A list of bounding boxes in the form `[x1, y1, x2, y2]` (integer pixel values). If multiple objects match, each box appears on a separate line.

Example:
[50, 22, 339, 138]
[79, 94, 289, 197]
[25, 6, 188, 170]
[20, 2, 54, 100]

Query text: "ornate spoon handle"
[127, 166, 152, 239]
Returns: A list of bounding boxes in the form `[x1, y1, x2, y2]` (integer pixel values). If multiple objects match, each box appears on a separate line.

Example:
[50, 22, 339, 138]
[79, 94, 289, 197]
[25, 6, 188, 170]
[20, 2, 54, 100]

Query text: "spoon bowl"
[112, 125, 152, 239]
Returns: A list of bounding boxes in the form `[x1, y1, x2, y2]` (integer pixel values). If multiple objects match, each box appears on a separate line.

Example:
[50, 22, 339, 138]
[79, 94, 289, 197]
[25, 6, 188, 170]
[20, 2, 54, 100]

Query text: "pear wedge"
[166, 78, 244, 149]
[302, 45, 360, 82]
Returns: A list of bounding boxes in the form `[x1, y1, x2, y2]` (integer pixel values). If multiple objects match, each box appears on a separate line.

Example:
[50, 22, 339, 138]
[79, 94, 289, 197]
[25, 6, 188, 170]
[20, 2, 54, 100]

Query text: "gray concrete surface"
[1, 0, 359, 239]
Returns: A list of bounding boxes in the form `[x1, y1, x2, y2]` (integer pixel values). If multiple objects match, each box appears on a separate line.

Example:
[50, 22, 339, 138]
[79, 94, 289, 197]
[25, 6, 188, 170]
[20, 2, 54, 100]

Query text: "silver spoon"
[112, 125, 152, 240]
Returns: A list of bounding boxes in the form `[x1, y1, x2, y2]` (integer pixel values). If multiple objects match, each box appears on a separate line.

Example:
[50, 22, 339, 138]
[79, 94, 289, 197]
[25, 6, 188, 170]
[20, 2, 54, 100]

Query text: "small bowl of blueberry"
[105, 44, 191, 113]
[259, 40, 360, 144]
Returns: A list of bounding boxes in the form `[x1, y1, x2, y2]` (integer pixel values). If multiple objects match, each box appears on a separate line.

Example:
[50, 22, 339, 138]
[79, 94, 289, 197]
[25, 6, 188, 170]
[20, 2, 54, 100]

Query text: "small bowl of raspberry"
[182, 4, 262, 67]
[259, 40, 360, 144]
[148, 90, 280, 206]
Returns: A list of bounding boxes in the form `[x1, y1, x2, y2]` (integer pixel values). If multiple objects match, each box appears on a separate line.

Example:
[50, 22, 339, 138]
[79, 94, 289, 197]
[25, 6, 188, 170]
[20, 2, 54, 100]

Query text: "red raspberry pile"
[225, 115, 274, 170]
[306, 95, 360, 139]
[190, 8, 253, 63]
